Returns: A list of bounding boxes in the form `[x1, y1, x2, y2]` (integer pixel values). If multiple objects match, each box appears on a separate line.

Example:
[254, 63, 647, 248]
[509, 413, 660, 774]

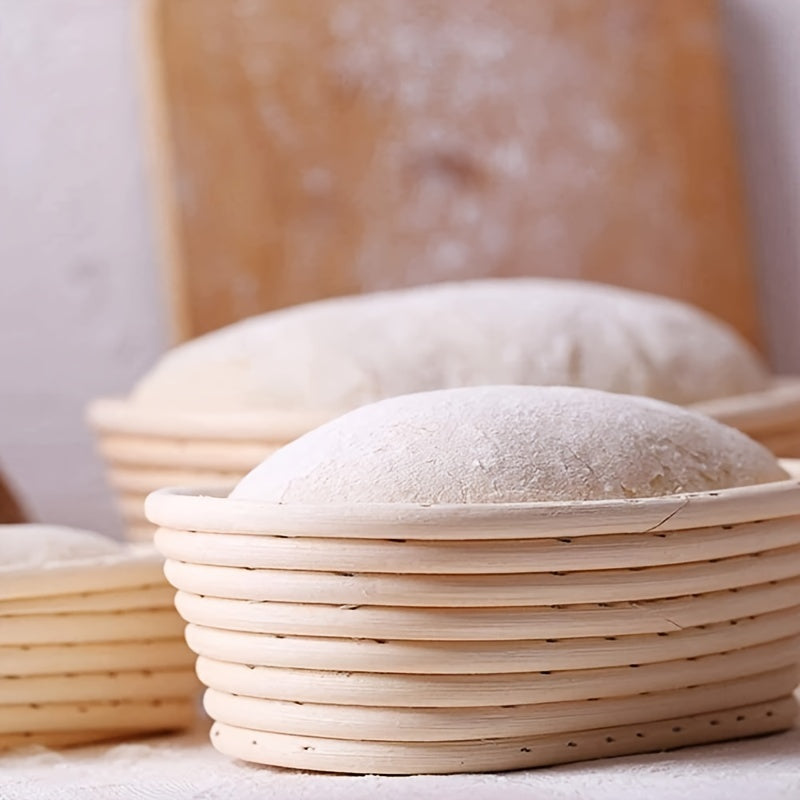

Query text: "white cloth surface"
[1, 721, 799, 800]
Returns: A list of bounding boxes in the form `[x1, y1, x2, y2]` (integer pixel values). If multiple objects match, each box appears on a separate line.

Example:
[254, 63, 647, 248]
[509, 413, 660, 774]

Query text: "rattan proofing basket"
[0, 542, 197, 749]
[146, 460, 800, 774]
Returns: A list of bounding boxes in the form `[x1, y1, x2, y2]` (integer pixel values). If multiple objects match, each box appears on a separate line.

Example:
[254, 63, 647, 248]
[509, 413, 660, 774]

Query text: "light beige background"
[0, 0, 798, 537]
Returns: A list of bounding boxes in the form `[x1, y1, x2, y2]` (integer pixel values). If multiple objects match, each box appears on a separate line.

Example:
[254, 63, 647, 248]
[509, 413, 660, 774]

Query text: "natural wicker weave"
[147, 463, 800, 773]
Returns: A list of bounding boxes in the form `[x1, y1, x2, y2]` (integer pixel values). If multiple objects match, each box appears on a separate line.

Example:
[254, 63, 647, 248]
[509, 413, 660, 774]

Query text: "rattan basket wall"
[0, 537, 197, 749]
[146, 461, 800, 774]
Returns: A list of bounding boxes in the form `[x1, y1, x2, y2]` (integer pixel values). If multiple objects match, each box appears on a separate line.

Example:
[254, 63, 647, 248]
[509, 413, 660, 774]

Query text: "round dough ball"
[131, 279, 768, 413]
[0, 524, 120, 573]
[230, 386, 787, 505]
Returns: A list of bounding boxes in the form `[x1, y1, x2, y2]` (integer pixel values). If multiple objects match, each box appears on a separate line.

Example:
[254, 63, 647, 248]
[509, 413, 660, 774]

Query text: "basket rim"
[89, 376, 800, 440]
[86, 397, 332, 440]
[144, 459, 800, 539]
[0, 550, 165, 601]
[152, 517, 800, 574]
[689, 375, 800, 433]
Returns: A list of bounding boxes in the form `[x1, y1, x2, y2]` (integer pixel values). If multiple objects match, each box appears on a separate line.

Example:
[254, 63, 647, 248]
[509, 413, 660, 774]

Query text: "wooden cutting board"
[142, 0, 762, 346]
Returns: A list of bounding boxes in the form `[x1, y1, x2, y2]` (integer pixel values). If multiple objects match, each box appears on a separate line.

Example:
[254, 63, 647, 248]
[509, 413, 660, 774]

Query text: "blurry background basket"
[147, 461, 800, 774]
[0, 527, 198, 749]
[88, 401, 326, 541]
[692, 379, 800, 457]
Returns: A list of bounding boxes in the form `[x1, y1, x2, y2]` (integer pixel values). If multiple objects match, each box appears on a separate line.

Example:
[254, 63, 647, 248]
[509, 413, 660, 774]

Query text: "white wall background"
[0, 1, 168, 536]
[0, 0, 798, 537]
[722, 0, 800, 372]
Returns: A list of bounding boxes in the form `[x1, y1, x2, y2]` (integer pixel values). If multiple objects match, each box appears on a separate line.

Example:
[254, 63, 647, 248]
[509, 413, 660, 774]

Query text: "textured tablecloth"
[1, 721, 799, 800]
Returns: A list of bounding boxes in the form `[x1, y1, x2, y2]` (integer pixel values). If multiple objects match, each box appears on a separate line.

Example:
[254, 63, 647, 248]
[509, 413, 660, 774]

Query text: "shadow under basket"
[146, 461, 800, 775]
[91, 377, 800, 542]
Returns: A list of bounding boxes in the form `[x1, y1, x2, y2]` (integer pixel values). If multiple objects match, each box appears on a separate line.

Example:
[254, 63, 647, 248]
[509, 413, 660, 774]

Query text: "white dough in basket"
[0, 524, 119, 571]
[230, 386, 787, 505]
[0, 524, 164, 599]
[131, 279, 768, 412]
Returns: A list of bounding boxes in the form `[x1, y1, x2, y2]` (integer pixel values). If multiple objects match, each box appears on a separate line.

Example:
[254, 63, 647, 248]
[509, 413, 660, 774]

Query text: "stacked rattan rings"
[91, 379, 800, 542]
[87, 402, 328, 541]
[148, 462, 800, 774]
[693, 379, 800, 457]
[0, 532, 197, 749]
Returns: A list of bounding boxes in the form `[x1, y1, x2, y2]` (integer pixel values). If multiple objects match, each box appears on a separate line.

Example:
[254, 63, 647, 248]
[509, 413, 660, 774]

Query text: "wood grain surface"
[0, 470, 25, 524]
[143, 0, 762, 344]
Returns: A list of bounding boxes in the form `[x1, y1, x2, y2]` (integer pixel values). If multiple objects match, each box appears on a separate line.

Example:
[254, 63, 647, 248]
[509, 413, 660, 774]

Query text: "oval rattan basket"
[146, 461, 800, 774]
[0, 536, 197, 750]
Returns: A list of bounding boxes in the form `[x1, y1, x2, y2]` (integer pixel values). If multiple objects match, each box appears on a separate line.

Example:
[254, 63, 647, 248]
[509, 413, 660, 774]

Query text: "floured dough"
[0, 525, 120, 573]
[131, 279, 768, 413]
[230, 386, 787, 505]
[0, 525, 164, 600]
